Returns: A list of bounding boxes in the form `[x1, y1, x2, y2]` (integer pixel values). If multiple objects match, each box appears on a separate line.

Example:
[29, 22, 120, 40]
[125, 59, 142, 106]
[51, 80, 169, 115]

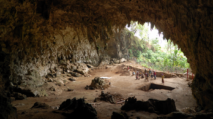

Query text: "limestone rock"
[0, 95, 17, 119]
[69, 72, 82, 77]
[68, 78, 76, 81]
[111, 112, 129, 119]
[121, 97, 176, 114]
[87, 64, 94, 68]
[76, 63, 89, 75]
[119, 58, 127, 63]
[31, 102, 50, 109]
[59, 98, 97, 119]
[67, 88, 74, 91]
[89, 77, 110, 89]
[55, 80, 64, 86]
[14, 93, 27, 100]
[49, 86, 55, 91]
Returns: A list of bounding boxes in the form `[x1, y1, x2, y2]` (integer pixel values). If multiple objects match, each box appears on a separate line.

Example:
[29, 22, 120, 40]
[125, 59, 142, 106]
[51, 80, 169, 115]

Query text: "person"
[149, 69, 151, 77]
[151, 71, 154, 79]
[141, 72, 144, 79]
[132, 71, 135, 76]
[145, 72, 148, 81]
[144, 68, 146, 74]
[162, 73, 164, 83]
[154, 71, 156, 79]
[127, 66, 129, 71]
[136, 71, 138, 80]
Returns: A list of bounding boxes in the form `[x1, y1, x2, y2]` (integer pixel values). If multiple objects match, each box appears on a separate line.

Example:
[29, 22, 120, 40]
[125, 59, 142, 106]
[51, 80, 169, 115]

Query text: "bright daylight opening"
[126, 22, 190, 73]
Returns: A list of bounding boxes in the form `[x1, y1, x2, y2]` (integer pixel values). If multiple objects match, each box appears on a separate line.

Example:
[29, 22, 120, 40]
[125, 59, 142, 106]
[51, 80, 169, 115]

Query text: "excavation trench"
[140, 83, 175, 91]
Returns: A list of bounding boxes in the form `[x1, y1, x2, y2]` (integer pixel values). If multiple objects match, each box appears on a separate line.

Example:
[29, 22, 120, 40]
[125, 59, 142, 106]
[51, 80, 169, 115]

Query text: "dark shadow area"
[141, 83, 175, 91]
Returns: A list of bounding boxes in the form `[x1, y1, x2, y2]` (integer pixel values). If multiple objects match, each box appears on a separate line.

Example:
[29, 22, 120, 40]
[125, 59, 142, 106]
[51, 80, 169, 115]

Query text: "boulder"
[76, 63, 89, 75]
[89, 77, 110, 89]
[13, 86, 47, 97]
[67, 88, 74, 91]
[87, 64, 94, 68]
[69, 72, 82, 77]
[111, 112, 129, 119]
[121, 97, 176, 114]
[119, 58, 127, 63]
[68, 78, 76, 81]
[70, 65, 77, 71]
[31, 102, 50, 109]
[14, 93, 27, 100]
[49, 86, 55, 91]
[55, 80, 64, 86]
[59, 98, 97, 119]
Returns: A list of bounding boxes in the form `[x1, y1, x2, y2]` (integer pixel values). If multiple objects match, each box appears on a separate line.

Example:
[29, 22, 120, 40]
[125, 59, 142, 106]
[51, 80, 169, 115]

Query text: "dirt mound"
[89, 77, 110, 89]
[115, 70, 131, 76]
[94, 91, 124, 104]
[155, 71, 177, 78]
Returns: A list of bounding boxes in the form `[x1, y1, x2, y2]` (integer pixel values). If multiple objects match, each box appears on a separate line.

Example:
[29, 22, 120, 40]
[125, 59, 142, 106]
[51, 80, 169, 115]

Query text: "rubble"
[14, 93, 27, 100]
[121, 97, 176, 114]
[94, 91, 124, 104]
[31, 102, 51, 109]
[111, 112, 129, 119]
[59, 98, 97, 119]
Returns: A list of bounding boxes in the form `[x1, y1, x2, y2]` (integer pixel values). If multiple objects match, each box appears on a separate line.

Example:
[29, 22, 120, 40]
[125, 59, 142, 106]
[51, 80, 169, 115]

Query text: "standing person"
[144, 68, 146, 74]
[141, 72, 144, 79]
[145, 73, 149, 81]
[151, 71, 154, 79]
[162, 73, 164, 83]
[132, 70, 135, 76]
[154, 71, 156, 79]
[127, 66, 129, 71]
[136, 71, 138, 80]
[149, 69, 151, 77]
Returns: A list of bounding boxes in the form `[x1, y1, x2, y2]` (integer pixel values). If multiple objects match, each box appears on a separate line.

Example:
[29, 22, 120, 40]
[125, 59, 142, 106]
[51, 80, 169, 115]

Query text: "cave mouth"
[140, 83, 175, 91]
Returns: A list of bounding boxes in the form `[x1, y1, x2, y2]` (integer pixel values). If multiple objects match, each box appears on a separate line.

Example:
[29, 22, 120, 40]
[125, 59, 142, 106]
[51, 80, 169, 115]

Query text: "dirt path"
[12, 61, 196, 119]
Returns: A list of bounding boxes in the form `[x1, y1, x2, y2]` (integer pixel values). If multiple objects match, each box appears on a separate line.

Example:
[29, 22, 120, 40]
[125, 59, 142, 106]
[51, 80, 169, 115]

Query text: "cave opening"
[126, 22, 190, 74]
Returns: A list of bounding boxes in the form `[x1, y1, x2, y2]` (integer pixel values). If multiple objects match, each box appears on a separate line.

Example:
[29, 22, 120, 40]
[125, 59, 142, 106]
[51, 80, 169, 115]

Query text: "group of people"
[132, 68, 156, 81]
[127, 66, 164, 83]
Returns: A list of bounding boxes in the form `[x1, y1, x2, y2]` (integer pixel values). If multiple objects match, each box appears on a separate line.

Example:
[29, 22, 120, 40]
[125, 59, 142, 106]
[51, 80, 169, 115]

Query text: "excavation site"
[0, 0, 213, 119]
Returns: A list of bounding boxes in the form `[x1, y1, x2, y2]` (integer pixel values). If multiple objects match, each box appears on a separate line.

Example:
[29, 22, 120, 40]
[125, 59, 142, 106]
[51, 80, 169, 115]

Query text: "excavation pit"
[140, 83, 175, 91]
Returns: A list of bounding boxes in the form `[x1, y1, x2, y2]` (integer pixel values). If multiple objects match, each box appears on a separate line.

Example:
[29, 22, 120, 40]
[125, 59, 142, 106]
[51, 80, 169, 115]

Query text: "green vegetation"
[127, 22, 190, 73]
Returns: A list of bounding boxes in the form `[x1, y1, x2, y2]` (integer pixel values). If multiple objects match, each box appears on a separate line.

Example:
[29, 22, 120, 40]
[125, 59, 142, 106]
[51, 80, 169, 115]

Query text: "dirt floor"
[12, 61, 196, 119]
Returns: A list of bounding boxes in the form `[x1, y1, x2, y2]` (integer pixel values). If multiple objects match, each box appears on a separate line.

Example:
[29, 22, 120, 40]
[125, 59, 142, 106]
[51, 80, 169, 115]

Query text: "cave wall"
[1, 0, 213, 112]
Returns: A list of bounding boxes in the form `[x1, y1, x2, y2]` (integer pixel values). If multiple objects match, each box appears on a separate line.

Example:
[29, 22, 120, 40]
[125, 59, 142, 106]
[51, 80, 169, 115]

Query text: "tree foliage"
[127, 22, 190, 73]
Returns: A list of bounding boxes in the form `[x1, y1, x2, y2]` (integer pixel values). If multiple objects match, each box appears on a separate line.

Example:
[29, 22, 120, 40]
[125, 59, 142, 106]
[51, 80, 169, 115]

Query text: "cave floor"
[11, 61, 196, 119]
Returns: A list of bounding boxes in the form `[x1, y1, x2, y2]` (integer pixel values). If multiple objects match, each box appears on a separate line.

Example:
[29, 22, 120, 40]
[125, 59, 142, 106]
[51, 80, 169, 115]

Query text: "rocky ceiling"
[1, 0, 213, 111]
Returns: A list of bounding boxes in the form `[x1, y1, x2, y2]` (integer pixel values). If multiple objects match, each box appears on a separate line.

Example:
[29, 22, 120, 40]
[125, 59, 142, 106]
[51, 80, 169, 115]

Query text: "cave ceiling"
[1, 0, 213, 79]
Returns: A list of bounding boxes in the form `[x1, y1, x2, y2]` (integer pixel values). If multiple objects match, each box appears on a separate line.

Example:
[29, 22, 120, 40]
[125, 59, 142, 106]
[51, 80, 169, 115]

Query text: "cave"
[140, 83, 175, 91]
[1, 0, 213, 119]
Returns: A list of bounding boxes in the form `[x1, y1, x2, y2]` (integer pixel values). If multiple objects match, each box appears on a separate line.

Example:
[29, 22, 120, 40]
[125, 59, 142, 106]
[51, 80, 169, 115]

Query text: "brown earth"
[11, 61, 196, 119]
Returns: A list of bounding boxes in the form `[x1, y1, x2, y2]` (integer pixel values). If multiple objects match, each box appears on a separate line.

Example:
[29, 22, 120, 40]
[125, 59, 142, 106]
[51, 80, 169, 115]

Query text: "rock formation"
[0, 0, 213, 117]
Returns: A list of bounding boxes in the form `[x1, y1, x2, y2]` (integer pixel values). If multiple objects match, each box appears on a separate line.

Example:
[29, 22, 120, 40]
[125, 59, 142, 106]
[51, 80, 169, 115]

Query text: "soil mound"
[89, 77, 110, 89]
